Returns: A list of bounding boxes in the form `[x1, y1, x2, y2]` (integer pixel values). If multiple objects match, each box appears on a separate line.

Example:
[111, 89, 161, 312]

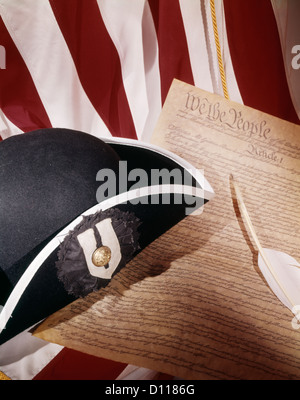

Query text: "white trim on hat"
[0, 181, 214, 335]
[102, 137, 215, 195]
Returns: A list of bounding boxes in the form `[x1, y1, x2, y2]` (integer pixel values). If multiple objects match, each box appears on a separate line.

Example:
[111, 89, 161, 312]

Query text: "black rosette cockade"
[55, 208, 141, 297]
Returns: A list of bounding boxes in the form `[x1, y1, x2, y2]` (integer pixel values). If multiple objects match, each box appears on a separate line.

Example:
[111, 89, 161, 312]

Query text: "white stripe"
[0, 110, 23, 139]
[179, 0, 214, 93]
[271, 0, 300, 120]
[139, 0, 162, 142]
[0, 183, 213, 335]
[116, 364, 159, 380]
[0, 327, 63, 380]
[97, 0, 161, 141]
[0, 0, 112, 139]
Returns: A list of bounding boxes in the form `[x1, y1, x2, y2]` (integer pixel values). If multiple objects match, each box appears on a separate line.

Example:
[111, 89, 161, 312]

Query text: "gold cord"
[0, 371, 11, 380]
[210, 0, 229, 99]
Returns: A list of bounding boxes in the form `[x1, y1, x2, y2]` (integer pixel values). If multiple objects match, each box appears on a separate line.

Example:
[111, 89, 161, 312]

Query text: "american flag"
[0, 0, 299, 380]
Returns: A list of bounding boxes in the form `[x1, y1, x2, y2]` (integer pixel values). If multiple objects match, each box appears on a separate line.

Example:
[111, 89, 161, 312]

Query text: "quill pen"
[230, 175, 300, 325]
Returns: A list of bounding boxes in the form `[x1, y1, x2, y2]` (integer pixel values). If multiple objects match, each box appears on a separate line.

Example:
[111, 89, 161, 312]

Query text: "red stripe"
[224, 0, 299, 124]
[0, 17, 52, 132]
[148, 0, 194, 104]
[33, 348, 127, 380]
[49, 0, 137, 139]
[32, 347, 174, 380]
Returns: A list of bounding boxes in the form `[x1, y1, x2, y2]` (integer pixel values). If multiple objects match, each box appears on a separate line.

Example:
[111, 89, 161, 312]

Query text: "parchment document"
[34, 80, 300, 380]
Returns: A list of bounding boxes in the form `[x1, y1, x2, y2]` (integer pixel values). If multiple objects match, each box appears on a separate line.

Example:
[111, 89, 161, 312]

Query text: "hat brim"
[0, 129, 214, 344]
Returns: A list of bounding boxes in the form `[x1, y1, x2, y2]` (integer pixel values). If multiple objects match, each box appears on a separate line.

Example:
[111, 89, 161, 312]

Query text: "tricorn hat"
[0, 128, 214, 344]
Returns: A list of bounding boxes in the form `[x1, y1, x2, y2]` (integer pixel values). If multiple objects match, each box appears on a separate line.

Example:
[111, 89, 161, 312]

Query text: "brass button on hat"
[92, 246, 111, 267]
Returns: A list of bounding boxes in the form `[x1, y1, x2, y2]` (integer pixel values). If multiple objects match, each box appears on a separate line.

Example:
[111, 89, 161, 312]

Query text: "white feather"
[258, 249, 300, 311]
[231, 175, 300, 320]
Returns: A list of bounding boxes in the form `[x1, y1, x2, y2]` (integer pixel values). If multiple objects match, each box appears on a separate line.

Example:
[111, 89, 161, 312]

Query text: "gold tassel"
[210, 0, 229, 100]
[0, 371, 11, 380]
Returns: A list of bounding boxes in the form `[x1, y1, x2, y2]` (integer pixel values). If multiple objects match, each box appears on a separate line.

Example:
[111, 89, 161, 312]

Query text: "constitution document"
[35, 79, 300, 380]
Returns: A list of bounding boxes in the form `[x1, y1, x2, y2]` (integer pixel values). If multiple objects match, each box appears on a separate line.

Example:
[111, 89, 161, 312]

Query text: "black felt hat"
[0, 128, 214, 344]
